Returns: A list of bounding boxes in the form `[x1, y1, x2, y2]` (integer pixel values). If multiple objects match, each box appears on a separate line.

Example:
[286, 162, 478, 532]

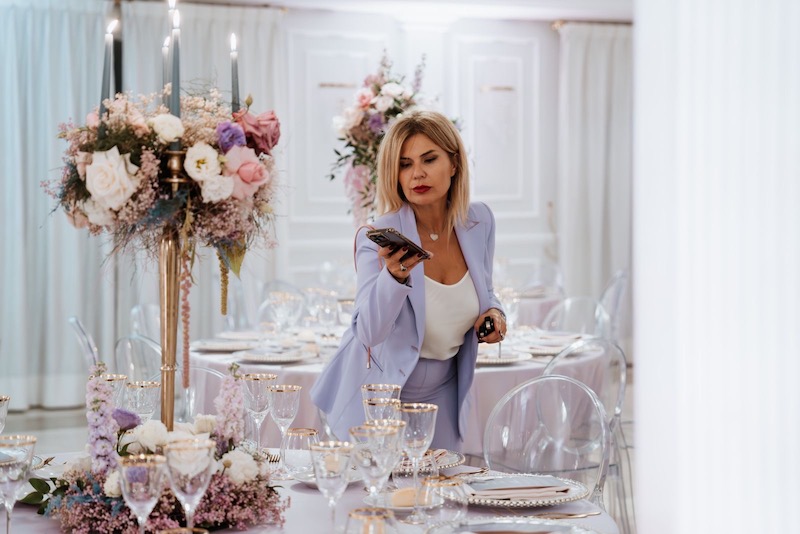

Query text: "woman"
[310, 110, 506, 451]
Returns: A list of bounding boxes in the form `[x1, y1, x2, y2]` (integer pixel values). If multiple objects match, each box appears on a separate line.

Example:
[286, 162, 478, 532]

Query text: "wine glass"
[267, 384, 302, 479]
[163, 438, 216, 529]
[281, 427, 319, 480]
[0, 396, 9, 434]
[126, 381, 161, 423]
[345, 507, 399, 533]
[419, 474, 469, 525]
[362, 397, 401, 421]
[241, 373, 277, 451]
[398, 402, 438, 524]
[360, 383, 401, 403]
[348, 425, 399, 502]
[0, 434, 37, 534]
[102, 373, 128, 408]
[390, 449, 439, 507]
[118, 454, 167, 534]
[310, 441, 353, 532]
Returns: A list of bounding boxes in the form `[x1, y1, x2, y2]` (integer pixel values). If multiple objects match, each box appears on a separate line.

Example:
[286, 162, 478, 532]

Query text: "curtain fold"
[556, 23, 632, 346]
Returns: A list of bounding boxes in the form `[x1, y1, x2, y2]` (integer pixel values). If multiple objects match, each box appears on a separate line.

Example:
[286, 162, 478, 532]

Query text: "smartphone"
[366, 228, 431, 261]
[478, 316, 495, 338]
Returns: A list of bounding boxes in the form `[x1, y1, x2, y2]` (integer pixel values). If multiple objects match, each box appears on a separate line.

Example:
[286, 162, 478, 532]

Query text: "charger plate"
[234, 349, 317, 365]
[425, 516, 598, 533]
[476, 351, 533, 366]
[395, 449, 465, 474]
[464, 473, 588, 508]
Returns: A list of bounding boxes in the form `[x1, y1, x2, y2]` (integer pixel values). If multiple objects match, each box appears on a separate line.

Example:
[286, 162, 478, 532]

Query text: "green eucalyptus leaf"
[29, 477, 51, 493]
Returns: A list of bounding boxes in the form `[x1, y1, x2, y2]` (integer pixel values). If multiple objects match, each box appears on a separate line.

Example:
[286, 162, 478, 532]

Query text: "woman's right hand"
[378, 245, 429, 283]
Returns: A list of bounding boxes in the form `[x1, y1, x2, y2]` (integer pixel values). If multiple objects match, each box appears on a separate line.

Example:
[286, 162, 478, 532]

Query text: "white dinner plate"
[476, 351, 533, 366]
[234, 348, 317, 365]
[216, 330, 261, 341]
[426, 516, 599, 533]
[190, 339, 258, 353]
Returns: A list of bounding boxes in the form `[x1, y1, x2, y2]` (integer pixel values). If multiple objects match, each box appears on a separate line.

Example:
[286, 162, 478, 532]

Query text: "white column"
[634, 0, 800, 532]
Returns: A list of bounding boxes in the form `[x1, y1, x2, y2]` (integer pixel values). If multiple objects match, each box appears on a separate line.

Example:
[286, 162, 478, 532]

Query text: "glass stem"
[329, 499, 336, 529]
[185, 505, 194, 529]
[138, 519, 146, 534]
[411, 456, 421, 515]
[6, 502, 14, 534]
[253, 415, 262, 450]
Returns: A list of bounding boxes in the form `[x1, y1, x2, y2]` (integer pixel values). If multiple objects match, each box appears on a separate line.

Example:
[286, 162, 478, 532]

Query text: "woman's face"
[398, 133, 455, 209]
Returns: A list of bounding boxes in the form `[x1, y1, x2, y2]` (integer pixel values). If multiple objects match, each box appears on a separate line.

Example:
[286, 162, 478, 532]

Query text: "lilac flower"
[112, 408, 141, 431]
[216, 121, 246, 153]
[125, 466, 148, 484]
[214, 368, 246, 454]
[367, 113, 385, 135]
[85, 363, 119, 475]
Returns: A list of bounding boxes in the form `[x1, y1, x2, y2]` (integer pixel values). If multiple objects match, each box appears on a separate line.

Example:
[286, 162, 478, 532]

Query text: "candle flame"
[163, 36, 170, 49]
[230, 33, 237, 52]
[173, 10, 180, 29]
[106, 20, 118, 34]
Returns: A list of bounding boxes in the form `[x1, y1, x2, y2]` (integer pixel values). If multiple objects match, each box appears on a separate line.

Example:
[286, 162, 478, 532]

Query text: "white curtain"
[0, 0, 285, 410]
[556, 23, 632, 300]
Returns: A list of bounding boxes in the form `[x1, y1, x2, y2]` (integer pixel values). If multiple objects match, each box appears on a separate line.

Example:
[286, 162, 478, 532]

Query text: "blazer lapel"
[456, 214, 490, 312]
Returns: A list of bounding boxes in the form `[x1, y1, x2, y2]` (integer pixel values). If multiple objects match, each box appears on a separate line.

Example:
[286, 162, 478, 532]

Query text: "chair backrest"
[599, 269, 629, 342]
[521, 257, 565, 299]
[541, 296, 611, 338]
[68, 316, 100, 368]
[224, 275, 253, 331]
[483, 374, 611, 507]
[114, 334, 162, 382]
[257, 280, 307, 330]
[130, 304, 161, 344]
[543, 338, 627, 428]
[177, 365, 227, 423]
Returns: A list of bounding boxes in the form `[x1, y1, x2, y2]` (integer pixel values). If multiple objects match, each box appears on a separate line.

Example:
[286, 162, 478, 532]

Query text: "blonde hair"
[375, 110, 470, 231]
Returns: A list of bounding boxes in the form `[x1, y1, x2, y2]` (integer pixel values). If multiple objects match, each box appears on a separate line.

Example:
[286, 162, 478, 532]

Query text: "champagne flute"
[348, 425, 399, 502]
[310, 441, 352, 532]
[118, 454, 167, 534]
[0, 435, 37, 534]
[126, 381, 161, 423]
[163, 439, 216, 529]
[241, 373, 277, 451]
[398, 402, 438, 524]
[267, 384, 302, 479]
[0, 396, 9, 434]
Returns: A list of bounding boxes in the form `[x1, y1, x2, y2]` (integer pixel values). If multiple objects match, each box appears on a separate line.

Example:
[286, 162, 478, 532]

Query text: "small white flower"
[103, 470, 122, 498]
[184, 142, 222, 183]
[85, 146, 140, 211]
[65, 455, 92, 476]
[82, 198, 115, 227]
[220, 449, 259, 485]
[133, 419, 169, 452]
[380, 82, 406, 99]
[200, 174, 234, 203]
[372, 95, 394, 113]
[193, 414, 217, 434]
[150, 113, 184, 143]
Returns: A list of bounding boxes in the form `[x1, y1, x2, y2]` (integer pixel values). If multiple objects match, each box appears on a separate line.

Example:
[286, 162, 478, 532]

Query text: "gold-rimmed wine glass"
[349, 424, 399, 502]
[398, 402, 438, 524]
[282, 427, 319, 480]
[360, 383, 401, 403]
[126, 381, 161, 423]
[364, 418, 406, 490]
[267, 384, 302, 479]
[163, 438, 216, 529]
[345, 507, 399, 533]
[0, 434, 37, 534]
[0, 396, 9, 434]
[362, 397, 401, 421]
[310, 441, 353, 532]
[119, 454, 167, 534]
[241, 373, 277, 451]
[102, 373, 128, 408]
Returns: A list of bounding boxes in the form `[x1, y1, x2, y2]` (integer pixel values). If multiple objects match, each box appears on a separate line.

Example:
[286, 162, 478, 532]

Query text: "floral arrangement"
[329, 54, 424, 226]
[46, 88, 281, 369]
[23, 363, 288, 533]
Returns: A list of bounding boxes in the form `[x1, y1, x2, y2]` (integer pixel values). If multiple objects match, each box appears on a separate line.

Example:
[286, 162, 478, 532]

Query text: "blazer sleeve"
[350, 226, 413, 347]
[479, 202, 504, 313]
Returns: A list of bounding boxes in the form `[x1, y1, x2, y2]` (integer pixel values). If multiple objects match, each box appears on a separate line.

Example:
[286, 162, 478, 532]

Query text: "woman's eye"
[399, 162, 411, 169]
[424, 157, 438, 164]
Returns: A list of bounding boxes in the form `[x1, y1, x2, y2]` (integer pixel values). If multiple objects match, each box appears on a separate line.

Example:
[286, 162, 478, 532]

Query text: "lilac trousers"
[400, 356, 462, 451]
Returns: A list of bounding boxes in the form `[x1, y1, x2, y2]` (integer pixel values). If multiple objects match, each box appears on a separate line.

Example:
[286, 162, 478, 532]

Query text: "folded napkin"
[465, 475, 571, 501]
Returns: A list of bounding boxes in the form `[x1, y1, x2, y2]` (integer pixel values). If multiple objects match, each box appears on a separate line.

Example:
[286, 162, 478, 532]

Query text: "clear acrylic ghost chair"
[543, 339, 634, 533]
[130, 304, 161, 342]
[599, 269, 629, 344]
[515, 258, 566, 328]
[114, 334, 162, 382]
[69, 316, 101, 368]
[176, 365, 226, 422]
[483, 374, 610, 508]
[541, 296, 611, 338]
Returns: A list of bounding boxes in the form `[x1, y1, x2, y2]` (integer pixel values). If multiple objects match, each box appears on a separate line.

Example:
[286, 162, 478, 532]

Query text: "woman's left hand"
[475, 308, 507, 344]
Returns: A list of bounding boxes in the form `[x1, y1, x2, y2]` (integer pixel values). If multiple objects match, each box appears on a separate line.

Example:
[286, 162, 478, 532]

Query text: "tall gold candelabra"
[159, 149, 189, 430]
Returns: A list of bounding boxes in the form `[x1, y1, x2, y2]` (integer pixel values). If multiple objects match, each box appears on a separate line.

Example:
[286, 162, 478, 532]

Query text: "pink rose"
[75, 151, 92, 179]
[86, 111, 100, 129]
[233, 109, 281, 157]
[355, 87, 374, 109]
[224, 145, 270, 199]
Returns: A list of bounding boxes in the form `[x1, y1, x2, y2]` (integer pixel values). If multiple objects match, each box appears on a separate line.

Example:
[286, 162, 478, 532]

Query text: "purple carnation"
[368, 113, 385, 135]
[216, 121, 246, 153]
[112, 408, 141, 431]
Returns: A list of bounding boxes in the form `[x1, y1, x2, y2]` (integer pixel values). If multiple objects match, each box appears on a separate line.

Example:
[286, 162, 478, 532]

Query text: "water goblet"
[163, 438, 216, 529]
[364, 419, 406, 491]
[126, 381, 161, 423]
[345, 507, 399, 534]
[398, 402, 438, 524]
[390, 448, 439, 510]
[316, 290, 340, 336]
[102, 373, 128, 408]
[348, 425, 399, 502]
[362, 397, 401, 421]
[310, 441, 353, 532]
[420, 474, 469, 525]
[267, 384, 302, 479]
[0, 434, 37, 534]
[281, 427, 319, 480]
[360, 384, 401, 402]
[119, 454, 167, 534]
[241, 373, 277, 451]
[0, 396, 9, 434]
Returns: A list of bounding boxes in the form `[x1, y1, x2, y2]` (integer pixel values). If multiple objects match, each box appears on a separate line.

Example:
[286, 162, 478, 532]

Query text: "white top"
[420, 271, 480, 360]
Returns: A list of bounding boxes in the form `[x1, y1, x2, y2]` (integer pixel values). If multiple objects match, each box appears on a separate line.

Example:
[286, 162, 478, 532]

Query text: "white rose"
[103, 470, 122, 498]
[150, 113, 184, 143]
[65, 455, 92, 476]
[220, 449, 259, 485]
[193, 414, 217, 434]
[372, 95, 394, 113]
[342, 106, 365, 131]
[184, 142, 222, 183]
[380, 82, 405, 99]
[332, 115, 347, 137]
[200, 174, 234, 203]
[82, 198, 115, 227]
[133, 420, 169, 452]
[85, 146, 140, 211]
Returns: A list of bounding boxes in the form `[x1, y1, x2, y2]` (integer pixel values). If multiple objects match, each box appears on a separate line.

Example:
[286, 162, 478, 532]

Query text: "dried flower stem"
[180, 249, 192, 389]
[219, 253, 228, 316]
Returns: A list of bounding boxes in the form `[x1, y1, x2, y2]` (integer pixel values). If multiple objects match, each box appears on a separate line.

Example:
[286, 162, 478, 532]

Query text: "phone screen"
[366, 228, 431, 260]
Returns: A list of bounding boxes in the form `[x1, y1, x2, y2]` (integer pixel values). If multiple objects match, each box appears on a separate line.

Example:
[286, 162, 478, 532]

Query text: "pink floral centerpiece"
[23, 363, 288, 532]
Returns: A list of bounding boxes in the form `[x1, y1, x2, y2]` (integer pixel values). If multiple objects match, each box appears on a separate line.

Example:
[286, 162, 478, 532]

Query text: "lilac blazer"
[310, 201, 503, 442]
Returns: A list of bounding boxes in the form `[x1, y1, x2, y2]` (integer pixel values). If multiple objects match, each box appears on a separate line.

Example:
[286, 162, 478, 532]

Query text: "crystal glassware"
[310, 441, 353, 532]
[398, 402, 438, 524]
[420, 474, 469, 525]
[126, 381, 161, 423]
[119, 454, 167, 534]
[267, 384, 302, 479]
[102, 373, 128, 408]
[163, 439, 216, 529]
[364, 418, 407, 486]
[281, 427, 319, 480]
[360, 384, 401, 403]
[362, 397, 401, 421]
[0, 396, 9, 434]
[348, 424, 399, 501]
[0, 435, 37, 534]
[241, 373, 277, 451]
[345, 507, 399, 534]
